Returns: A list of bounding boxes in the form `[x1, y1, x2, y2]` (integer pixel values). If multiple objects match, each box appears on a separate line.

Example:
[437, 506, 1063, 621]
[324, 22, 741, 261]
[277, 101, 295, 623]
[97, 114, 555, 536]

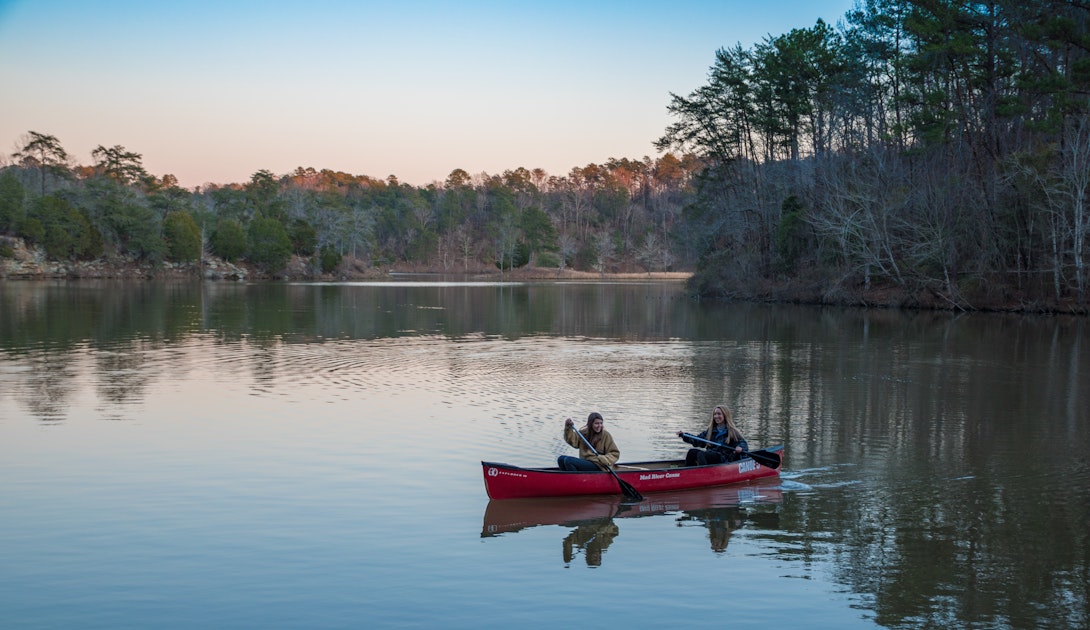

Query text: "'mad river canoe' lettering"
[638, 472, 681, 481]
[739, 459, 757, 474]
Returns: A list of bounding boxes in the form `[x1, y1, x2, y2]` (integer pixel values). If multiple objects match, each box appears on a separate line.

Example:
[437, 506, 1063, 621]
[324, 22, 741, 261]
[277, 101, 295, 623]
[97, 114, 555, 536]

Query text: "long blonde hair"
[705, 405, 742, 444]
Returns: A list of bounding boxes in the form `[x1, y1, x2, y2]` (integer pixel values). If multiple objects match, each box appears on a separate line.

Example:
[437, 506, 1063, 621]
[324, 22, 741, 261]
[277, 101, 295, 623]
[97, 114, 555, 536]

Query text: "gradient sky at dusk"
[0, 1, 856, 188]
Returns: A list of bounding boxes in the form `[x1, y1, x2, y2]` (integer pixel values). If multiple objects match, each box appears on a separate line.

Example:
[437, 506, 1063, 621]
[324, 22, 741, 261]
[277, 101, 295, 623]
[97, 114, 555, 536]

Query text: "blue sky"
[0, 1, 856, 188]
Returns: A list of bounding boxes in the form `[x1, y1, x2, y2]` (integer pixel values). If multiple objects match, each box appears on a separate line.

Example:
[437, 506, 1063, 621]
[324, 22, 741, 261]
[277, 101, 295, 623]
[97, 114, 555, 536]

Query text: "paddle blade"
[617, 477, 645, 501]
[748, 449, 781, 470]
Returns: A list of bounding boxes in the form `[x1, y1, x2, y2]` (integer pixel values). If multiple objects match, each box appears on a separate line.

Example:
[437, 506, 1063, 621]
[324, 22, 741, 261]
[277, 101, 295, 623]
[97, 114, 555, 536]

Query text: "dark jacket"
[682, 426, 748, 454]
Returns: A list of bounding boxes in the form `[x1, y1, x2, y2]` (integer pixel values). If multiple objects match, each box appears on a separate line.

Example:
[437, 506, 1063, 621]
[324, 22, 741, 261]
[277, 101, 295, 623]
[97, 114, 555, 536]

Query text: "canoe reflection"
[482, 481, 783, 564]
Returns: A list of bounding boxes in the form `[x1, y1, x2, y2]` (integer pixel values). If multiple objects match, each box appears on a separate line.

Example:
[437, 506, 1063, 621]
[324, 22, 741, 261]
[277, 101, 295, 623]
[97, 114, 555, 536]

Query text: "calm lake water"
[1, 279, 1088, 629]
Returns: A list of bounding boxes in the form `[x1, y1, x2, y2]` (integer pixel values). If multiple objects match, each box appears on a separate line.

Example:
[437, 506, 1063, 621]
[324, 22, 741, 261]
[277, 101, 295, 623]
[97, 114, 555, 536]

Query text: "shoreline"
[3, 239, 1084, 314]
[0, 239, 692, 283]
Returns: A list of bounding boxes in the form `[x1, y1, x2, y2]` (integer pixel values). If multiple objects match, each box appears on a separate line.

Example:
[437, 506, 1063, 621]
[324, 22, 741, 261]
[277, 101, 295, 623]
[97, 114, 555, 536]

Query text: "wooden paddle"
[679, 433, 782, 470]
[573, 429, 645, 501]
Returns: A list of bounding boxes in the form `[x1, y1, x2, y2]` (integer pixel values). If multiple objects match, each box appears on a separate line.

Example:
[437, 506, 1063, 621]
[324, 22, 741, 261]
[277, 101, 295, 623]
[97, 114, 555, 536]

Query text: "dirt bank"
[0, 237, 692, 283]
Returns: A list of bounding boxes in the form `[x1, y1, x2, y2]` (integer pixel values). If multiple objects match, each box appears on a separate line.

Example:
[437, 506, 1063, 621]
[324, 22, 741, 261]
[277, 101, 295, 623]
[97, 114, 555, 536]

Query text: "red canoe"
[481, 445, 783, 500]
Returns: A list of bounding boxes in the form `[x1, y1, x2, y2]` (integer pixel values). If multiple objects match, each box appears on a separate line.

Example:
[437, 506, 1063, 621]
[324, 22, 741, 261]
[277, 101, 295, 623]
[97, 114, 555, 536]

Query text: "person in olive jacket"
[557, 412, 620, 471]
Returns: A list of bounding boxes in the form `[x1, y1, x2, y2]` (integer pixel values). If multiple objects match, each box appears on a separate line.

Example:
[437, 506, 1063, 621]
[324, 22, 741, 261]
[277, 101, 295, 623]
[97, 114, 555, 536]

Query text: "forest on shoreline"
[3, 0, 1090, 313]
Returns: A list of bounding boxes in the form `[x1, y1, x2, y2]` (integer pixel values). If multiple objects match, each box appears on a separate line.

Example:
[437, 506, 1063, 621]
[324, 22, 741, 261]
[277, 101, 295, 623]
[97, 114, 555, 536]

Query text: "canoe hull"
[481, 446, 783, 500]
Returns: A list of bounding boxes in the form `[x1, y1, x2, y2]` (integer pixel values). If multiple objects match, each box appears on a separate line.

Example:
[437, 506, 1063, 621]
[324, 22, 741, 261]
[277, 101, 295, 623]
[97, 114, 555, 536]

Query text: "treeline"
[0, 131, 702, 276]
[659, 0, 1090, 310]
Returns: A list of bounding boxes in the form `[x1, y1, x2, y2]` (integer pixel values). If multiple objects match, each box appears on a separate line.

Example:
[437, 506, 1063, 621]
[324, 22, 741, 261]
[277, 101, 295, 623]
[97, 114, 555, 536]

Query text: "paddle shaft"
[572, 425, 645, 501]
[680, 433, 781, 469]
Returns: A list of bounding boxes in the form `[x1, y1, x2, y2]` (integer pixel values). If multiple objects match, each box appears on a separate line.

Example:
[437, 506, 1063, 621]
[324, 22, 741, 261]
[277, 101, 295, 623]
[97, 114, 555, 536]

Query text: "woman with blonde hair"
[677, 405, 748, 466]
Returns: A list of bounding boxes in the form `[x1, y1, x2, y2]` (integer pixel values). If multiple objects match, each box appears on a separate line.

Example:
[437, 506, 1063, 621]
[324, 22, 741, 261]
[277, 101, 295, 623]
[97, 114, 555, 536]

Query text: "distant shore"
[11, 237, 1079, 313]
[0, 237, 691, 283]
[460, 268, 690, 282]
[6, 247, 1085, 314]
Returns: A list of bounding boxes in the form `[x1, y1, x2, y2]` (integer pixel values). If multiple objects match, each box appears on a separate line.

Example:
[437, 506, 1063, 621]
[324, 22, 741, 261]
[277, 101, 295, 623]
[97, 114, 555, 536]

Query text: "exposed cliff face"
[0, 236, 392, 281]
[0, 236, 252, 280]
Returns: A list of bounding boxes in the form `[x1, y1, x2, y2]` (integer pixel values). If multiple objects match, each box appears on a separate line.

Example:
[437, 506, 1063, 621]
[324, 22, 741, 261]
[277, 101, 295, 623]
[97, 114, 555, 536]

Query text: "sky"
[0, 0, 857, 189]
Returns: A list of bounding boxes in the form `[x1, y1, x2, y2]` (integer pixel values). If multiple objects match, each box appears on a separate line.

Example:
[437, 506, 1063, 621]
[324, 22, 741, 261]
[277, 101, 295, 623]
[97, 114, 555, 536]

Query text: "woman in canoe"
[557, 412, 620, 472]
[677, 405, 748, 466]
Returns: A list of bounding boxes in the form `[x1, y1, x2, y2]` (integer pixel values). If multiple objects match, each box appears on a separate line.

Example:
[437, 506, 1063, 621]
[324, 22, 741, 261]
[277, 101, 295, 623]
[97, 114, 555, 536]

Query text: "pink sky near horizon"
[0, 0, 857, 189]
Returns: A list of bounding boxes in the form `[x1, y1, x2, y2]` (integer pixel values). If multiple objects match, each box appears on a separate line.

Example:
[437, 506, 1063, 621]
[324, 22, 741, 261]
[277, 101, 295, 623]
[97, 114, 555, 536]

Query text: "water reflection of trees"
[0, 281, 203, 352]
[14, 352, 77, 424]
[1, 281, 705, 355]
[684, 307, 1087, 627]
[1, 281, 705, 422]
[1, 282, 204, 422]
[2, 284, 1088, 626]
